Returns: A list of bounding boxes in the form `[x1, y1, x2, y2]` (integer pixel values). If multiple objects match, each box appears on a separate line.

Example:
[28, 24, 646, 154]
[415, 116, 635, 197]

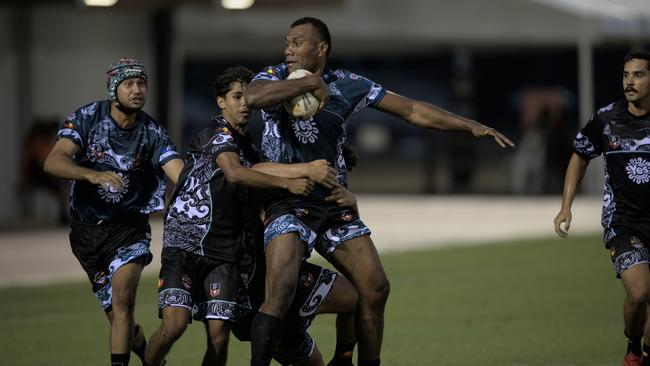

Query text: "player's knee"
[360, 276, 390, 307]
[161, 317, 188, 342]
[111, 295, 137, 315]
[626, 287, 650, 306]
[112, 287, 138, 312]
[207, 330, 229, 354]
[268, 280, 297, 311]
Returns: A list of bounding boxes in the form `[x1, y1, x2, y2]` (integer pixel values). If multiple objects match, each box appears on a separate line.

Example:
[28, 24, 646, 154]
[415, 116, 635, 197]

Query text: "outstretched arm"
[553, 153, 590, 238]
[217, 152, 313, 195]
[44, 138, 124, 189]
[244, 74, 329, 110]
[376, 91, 514, 148]
[252, 159, 339, 188]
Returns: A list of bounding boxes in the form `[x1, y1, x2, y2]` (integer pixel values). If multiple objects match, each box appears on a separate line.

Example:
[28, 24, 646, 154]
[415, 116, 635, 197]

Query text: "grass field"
[0, 234, 626, 366]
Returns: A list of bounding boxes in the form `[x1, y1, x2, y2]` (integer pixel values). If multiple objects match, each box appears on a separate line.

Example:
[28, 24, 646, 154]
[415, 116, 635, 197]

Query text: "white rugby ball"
[283, 69, 320, 118]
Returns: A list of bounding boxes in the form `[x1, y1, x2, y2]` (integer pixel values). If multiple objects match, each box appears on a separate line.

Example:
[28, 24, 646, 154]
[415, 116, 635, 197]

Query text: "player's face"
[218, 82, 251, 128]
[116, 77, 147, 110]
[284, 24, 326, 74]
[623, 59, 650, 104]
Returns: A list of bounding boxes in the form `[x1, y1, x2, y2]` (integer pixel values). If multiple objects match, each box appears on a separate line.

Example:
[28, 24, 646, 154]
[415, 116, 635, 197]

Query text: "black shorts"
[69, 217, 152, 312]
[264, 197, 370, 258]
[609, 232, 650, 278]
[157, 248, 241, 322]
[232, 261, 338, 364]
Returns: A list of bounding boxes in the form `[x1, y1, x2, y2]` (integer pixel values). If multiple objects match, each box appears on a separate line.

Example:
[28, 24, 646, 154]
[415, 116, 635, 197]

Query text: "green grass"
[0, 235, 625, 365]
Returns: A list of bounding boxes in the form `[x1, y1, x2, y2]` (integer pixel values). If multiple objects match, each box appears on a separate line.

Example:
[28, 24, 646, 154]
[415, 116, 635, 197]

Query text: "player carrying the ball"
[244, 17, 514, 366]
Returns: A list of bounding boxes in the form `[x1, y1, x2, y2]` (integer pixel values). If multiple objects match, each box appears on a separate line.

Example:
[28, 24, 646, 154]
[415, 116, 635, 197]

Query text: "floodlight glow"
[83, 0, 119, 6]
[221, 0, 254, 10]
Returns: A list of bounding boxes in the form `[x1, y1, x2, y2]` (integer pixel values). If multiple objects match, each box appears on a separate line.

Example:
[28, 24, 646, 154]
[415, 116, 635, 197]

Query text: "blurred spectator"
[19, 118, 68, 225]
[511, 87, 574, 195]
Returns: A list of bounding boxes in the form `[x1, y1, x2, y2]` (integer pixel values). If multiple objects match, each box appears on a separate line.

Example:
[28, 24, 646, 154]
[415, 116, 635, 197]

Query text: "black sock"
[626, 331, 643, 357]
[132, 324, 147, 361]
[358, 359, 380, 366]
[643, 343, 650, 365]
[250, 312, 284, 366]
[111, 353, 130, 366]
[327, 340, 356, 366]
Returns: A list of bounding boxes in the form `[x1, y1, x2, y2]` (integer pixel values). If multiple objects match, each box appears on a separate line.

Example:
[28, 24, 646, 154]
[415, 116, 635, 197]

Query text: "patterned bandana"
[105, 58, 148, 101]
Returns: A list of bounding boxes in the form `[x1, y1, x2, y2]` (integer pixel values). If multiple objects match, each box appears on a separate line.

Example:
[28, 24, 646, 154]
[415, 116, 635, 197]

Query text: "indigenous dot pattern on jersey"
[105, 58, 148, 101]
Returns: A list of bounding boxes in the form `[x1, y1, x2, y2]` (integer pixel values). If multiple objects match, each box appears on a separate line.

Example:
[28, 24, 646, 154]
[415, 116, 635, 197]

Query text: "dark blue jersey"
[253, 64, 385, 199]
[573, 99, 650, 243]
[57, 100, 179, 223]
[163, 116, 261, 262]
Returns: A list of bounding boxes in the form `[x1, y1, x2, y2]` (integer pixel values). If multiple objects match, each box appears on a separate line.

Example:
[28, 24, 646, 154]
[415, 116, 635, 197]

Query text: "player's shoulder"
[138, 110, 168, 135]
[67, 100, 106, 122]
[197, 116, 236, 145]
[328, 68, 367, 81]
[594, 99, 627, 119]
[255, 63, 289, 80]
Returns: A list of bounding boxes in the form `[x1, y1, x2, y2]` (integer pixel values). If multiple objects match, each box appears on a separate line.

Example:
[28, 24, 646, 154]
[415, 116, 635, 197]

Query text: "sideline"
[0, 195, 602, 287]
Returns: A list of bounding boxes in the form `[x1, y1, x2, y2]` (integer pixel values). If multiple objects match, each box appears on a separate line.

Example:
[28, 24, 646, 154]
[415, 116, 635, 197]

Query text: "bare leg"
[110, 262, 144, 355]
[329, 235, 389, 364]
[317, 274, 358, 366]
[621, 264, 650, 342]
[145, 306, 190, 366]
[251, 233, 305, 366]
[202, 320, 230, 366]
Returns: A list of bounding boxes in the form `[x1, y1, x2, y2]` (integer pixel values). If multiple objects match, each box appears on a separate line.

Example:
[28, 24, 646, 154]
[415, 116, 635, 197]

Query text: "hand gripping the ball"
[283, 69, 328, 118]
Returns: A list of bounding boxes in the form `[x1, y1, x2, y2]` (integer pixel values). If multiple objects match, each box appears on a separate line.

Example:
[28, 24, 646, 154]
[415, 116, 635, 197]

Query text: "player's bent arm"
[244, 75, 324, 109]
[377, 92, 514, 148]
[559, 153, 590, 212]
[217, 152, 313, 195]
[252, 159, 338, 188]
[554, 153, 590, 237]
[161, 158, 184, 185]
[44, 139, 124, 188]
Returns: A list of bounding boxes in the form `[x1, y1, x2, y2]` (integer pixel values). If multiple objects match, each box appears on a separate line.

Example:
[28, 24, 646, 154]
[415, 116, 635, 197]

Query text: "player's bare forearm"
[252, 160, 337, 187]
[252, 162, 312, 179]
[223, 163, 314, 196]
[409, 101, 480, 131]
[560, 153, 589, 210]
[44, 152, 95, 182]
[378, 92, 513, 147]
[162, 158, 184, 185]
[223, 164, 289, 189]
[245, 77, 319, 108]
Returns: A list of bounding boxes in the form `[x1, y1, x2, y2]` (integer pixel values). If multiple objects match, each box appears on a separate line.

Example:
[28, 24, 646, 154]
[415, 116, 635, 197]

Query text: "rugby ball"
[283, 69, 320, 118]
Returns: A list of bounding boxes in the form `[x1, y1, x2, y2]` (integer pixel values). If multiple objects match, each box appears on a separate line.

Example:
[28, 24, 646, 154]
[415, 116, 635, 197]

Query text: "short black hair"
[624, 50, 650, 70]
[291, 17, 332, 56]
[213, 66, 254, 100]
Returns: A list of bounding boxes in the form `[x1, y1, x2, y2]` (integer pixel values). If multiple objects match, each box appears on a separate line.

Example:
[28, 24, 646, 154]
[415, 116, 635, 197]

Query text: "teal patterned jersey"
[57, 100, 179, 222]
[253, 64, 386, 196]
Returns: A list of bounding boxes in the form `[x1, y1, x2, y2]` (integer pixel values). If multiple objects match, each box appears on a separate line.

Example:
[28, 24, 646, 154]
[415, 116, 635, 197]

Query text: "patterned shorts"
[264, 199, 370, 258]
[69, 218, 152, 312]
[232, 261, 338, 364]
[609, 233, 650, 278]
[157, 248, 241, 322]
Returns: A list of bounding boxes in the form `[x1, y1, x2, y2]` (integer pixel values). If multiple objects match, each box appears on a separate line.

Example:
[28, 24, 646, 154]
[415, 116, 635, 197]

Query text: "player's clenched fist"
[86, 170, 124, 190]
[287, 178, 314, 196]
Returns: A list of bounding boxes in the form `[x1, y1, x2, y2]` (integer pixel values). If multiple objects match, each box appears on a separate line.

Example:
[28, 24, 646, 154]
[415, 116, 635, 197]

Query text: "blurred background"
[2, 0, 650, 230]
[2, 1, 650, 364]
